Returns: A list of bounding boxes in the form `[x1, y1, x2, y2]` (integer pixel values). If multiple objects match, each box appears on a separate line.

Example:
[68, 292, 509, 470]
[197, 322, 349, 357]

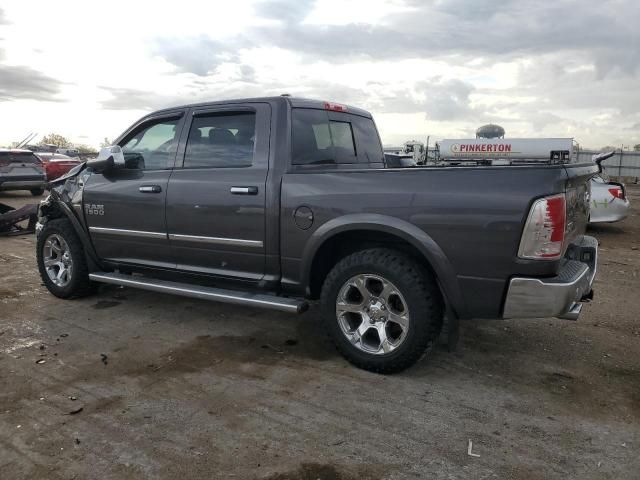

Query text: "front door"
[83, 113, 185, 268]
[165, 104, 270, 280]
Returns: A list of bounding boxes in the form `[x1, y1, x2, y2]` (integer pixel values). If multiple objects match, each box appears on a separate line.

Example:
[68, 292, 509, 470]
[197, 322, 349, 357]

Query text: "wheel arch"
[302, 214, 466, 318]
[39, 193, 103, 271]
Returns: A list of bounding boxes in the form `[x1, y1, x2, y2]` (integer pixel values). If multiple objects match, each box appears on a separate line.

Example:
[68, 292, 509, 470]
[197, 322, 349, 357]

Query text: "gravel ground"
[0, 186, 639, 480]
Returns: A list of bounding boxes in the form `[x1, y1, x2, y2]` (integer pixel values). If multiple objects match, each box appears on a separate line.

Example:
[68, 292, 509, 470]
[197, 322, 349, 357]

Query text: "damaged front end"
[37, 162, 104, 271]
[37, 162, 90, 235]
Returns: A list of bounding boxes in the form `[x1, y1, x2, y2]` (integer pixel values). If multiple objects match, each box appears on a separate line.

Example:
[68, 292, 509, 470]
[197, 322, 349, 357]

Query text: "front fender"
[38, 190, 103, 272]
[300, 213, 466, 317]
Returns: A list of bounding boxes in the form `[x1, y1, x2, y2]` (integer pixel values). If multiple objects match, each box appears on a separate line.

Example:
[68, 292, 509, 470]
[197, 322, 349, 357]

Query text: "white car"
[589, 152, 630, 223]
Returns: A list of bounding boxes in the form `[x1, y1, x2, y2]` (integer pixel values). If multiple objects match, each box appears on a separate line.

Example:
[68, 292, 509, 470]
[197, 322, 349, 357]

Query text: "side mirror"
[86, 155, 114, 173]
[86, 145, 125, 173]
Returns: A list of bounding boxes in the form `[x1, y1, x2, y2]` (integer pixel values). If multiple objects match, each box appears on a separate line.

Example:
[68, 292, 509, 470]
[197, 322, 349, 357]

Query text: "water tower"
[476, 124, 505, 139]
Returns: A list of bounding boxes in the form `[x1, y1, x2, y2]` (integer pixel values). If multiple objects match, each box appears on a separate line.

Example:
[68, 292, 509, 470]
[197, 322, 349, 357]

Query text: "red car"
[35, 153, 82, 181]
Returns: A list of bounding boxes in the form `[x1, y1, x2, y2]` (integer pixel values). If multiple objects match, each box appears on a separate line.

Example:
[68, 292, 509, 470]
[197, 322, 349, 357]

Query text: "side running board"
[88, 272, 309, 314]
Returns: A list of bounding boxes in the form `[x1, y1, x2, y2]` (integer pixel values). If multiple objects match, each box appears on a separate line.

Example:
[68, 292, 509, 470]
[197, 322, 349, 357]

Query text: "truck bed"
[280, 162, 597, 318]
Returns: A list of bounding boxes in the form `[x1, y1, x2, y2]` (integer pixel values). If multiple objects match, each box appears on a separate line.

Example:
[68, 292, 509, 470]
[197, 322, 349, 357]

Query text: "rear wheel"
[321, 248, 443, 373]
[37, 218, 94, 298]
[30, 188, 45, 196]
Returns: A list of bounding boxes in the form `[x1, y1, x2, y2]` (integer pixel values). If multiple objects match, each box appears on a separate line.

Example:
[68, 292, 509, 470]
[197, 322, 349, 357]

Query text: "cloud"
[1, 0, 638, 149]
[238, 64, 256, 83]
[359, 78, 474, 121]
[253, 0, 316, 23]
[99, 83, 271, 111]
[249, 0, 640, 76]
[100, 79, 373, 113]
[153, 1, 639, 87]
[152, 36, 235, 76]
[99, 87, 183, 111]
[0, 65, 64, 102]
[420, 79, 475, 121]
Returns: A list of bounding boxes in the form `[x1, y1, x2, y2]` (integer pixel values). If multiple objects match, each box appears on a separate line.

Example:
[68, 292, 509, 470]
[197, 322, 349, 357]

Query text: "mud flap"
[439, 308, 460, 352]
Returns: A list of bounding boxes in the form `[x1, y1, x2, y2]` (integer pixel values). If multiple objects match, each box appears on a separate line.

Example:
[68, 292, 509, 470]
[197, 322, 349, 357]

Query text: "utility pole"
[619, 144, 624, 178]
[425, 136, 430, 165]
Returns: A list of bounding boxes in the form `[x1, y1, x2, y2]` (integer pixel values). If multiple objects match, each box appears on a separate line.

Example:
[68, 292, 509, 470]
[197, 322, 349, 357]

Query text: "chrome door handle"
[139, 185, 162, 193]
[230, 186, 258, 195]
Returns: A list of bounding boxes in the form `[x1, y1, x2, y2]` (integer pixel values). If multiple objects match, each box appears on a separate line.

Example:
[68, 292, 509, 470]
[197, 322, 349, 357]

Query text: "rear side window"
[0, 152, 41, 166]
[184, 112, 256, 168]
[292, 109, 358, 165]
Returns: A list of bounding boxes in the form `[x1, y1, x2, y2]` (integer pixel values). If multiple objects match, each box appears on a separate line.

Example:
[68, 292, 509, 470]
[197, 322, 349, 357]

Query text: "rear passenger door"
[165, 104, 270, 280]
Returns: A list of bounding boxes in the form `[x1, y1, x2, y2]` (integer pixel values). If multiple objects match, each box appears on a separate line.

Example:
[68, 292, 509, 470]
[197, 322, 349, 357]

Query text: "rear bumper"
[0, 179, 47, 190]
[589, 198, 630, 223]
[503, 235, 597, 320]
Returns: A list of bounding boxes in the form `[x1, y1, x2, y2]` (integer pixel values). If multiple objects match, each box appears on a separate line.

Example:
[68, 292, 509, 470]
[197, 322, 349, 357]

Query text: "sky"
[0, 0, 639, 149]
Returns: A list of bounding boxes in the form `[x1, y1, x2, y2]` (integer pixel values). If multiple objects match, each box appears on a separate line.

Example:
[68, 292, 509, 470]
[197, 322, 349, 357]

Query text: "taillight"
[518, 193, 566, 260]
[608, 187, 625, 200]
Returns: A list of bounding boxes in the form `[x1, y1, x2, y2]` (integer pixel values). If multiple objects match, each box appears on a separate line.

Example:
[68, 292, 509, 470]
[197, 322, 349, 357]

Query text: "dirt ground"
[1, 186, 639, 480]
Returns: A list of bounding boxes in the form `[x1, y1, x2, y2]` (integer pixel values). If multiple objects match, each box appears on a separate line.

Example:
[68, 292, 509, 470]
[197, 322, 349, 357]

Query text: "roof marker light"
[324, 102, 347, 112]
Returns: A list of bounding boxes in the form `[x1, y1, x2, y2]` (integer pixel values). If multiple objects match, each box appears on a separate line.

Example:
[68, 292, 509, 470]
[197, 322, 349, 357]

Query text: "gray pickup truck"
[36, 96, 599, 373]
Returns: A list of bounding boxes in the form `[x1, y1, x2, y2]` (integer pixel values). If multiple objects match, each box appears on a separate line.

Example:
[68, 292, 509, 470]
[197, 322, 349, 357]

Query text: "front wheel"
[36, 218, 95, 298]
[30, 188, 45, 196]
[320, 248, 443, 373]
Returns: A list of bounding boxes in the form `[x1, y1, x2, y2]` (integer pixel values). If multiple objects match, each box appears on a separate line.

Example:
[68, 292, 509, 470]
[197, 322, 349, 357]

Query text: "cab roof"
[0, 148, 35, 153]
[151, 96, 373, 119]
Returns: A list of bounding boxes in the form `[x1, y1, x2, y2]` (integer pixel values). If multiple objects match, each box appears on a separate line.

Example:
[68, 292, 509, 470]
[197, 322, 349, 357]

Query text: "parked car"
[0, 149, 47, 196]
[589, 151, 630, 223]
[36, 96, 599, 373]
[36, 153, 82, 181]
[56, 148, 80, 157]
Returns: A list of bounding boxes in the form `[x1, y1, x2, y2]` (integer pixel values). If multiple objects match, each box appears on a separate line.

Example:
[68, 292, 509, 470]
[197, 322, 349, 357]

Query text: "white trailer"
[437, 138, 575, 164]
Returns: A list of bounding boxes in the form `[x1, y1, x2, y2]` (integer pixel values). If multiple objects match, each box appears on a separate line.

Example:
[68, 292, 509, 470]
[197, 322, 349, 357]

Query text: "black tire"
[321, 248, 443, 374]
[30, 188, 45, 196]
[37, 218, 95, 298]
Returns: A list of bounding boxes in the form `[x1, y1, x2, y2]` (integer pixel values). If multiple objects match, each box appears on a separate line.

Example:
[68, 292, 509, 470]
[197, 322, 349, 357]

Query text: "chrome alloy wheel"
[43, 234, 73, 287]
[336, 274, 410, 355]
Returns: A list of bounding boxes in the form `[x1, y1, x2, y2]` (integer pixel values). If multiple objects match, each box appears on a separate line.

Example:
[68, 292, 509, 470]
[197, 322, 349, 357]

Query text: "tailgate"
[563, 163, 599, 246]
[0, 152, 45, 177]
[5, 164, 45, 177]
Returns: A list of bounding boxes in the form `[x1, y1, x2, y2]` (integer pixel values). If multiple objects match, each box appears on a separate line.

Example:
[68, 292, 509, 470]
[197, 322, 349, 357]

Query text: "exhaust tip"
[558, 303, 582, 321]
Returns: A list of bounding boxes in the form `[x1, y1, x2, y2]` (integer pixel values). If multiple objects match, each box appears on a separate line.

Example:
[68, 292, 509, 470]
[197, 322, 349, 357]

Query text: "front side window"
[121, 118, 180, 170]
[183, 112, 256, 168]
[292, 109, 358, 165]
